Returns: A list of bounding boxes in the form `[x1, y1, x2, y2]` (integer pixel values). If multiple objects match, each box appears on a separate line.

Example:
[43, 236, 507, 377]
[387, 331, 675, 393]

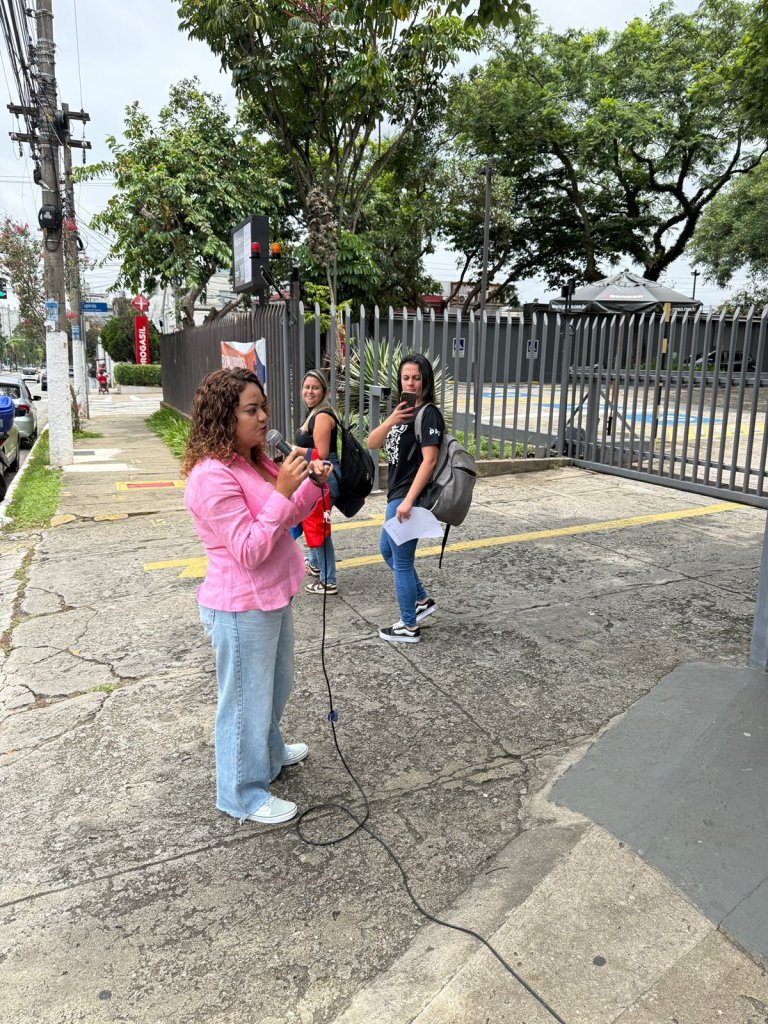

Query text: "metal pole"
[37, 0, 73, 465]
[750, 513, 768, 670]
[61, 104, 89, 420]
[474, 160, 492, 445]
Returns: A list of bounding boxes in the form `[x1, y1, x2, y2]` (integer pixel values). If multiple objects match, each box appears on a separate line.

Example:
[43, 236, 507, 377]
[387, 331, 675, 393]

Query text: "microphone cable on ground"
[294, 486, 569, 1024]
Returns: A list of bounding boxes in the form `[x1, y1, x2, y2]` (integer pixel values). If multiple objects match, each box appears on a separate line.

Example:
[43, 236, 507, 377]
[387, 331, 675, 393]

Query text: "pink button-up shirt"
[184, 453, 322, 612]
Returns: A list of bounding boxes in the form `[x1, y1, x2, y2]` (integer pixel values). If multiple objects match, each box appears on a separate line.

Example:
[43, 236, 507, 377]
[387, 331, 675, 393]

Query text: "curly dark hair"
[180, 368, 269, 476]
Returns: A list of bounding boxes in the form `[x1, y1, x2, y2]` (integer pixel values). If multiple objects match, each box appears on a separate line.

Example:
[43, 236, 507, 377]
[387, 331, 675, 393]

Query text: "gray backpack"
[414, 405, 477, 563]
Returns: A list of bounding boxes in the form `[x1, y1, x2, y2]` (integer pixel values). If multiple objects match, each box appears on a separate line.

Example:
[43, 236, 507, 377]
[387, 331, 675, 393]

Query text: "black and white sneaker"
[379, 620, 421, 644]
[415, 597, 436, 623]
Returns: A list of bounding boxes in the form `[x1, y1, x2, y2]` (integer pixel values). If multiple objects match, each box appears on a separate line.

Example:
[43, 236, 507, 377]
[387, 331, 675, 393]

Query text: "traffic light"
[0, 278, 7, 300]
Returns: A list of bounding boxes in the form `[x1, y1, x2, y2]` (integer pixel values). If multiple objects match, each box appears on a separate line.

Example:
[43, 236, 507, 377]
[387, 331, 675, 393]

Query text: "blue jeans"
[380, 498, 428, 627]
[199, 604, 294, 819]
[291, 455, 340, 585]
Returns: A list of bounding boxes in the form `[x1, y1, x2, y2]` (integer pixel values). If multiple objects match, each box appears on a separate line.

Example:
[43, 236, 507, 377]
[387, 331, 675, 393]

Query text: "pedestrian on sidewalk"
[181, 368, 332, 826]
[366, 352, 443, 644]
[290, 369, 341, 596]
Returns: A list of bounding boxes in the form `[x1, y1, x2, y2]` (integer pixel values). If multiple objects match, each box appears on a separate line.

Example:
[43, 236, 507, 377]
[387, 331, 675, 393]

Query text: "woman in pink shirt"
[182, 368, 332, 825]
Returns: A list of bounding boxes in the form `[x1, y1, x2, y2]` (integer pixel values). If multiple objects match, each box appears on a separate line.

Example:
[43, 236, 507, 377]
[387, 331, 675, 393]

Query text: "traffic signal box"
[249, 215, 270, 292]
[0, 278, 7, 300]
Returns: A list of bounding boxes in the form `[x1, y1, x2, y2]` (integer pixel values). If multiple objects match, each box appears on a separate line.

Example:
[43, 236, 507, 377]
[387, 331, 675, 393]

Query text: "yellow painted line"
[144, 555, 208, 579]
[115, 480, 185, 491]
[144, 501, 746, 578]
[332, 513, 384, 531]
[143, 515, 385, 578]
[337, 501, 748, 568]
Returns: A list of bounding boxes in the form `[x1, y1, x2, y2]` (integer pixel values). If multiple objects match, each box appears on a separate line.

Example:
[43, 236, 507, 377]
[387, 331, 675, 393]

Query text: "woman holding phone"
[366, 352, 444, 643]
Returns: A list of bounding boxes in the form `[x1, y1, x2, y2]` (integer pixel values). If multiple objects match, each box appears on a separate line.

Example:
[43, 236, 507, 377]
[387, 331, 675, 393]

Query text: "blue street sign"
[81, 301, 109, 314]
[71, 325, 80, 340]
[45, 299, 58, 315]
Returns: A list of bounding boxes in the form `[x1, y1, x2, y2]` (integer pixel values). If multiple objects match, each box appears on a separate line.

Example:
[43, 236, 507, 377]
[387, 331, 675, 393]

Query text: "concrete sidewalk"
[1, 398, 767, 1024]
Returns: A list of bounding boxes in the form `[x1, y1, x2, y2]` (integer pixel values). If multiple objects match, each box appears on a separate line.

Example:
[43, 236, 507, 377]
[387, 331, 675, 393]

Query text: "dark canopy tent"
[548, 269, 702, 315]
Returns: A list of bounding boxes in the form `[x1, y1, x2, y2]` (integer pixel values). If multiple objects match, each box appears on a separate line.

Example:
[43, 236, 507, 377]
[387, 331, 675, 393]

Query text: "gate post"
[749, 513, 768, 670]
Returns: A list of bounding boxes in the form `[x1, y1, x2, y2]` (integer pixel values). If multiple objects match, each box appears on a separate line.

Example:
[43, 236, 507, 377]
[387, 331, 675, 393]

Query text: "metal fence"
[159, 302, 768, 509]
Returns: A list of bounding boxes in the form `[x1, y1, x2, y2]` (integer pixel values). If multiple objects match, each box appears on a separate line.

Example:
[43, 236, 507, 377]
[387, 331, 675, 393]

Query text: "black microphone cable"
[294, 485, 570, 1024]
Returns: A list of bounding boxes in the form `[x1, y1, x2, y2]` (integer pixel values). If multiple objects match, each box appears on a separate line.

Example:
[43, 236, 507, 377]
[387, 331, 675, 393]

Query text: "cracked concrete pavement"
[1, 398, 767, 1023]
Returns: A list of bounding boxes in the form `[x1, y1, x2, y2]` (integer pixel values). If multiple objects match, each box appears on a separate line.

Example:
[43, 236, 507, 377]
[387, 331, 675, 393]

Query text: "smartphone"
[400, 392, 418, 409]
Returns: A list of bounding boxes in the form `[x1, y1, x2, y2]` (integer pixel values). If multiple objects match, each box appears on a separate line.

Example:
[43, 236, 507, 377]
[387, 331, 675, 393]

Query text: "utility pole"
[6, 2, 91, 464]
[61, 102, 90, 419]
[34, 0, 72, 465]
[692, 269, 700, 300]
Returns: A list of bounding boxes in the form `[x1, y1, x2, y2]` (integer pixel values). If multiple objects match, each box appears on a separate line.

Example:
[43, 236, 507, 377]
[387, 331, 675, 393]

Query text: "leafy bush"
[114, 363, 162, 386]
[146, 407, 190, 459]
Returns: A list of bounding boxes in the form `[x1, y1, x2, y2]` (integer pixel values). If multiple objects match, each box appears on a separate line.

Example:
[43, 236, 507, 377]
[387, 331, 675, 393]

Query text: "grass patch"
[453, 430, 531, 459]
[146, 407, 189, 459]
[74, 430, 102, 440]
[85, 683, 120, 695]
[2, 431, 62, 530]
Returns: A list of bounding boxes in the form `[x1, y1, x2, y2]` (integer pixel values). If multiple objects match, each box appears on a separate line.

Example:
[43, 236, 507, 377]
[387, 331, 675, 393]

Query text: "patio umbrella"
[548, 269, 701, 314]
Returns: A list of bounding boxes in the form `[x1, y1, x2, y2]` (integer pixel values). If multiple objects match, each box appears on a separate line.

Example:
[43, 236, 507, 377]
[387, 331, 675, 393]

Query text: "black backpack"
[312, 409, 375, 518]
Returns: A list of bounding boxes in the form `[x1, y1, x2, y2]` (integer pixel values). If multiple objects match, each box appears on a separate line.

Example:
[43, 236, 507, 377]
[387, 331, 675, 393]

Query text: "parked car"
[693, 350, 757, 374]
[0, 415, 20, 501]
[40, 368, 47, 391]
[0, 374, 40, 446]
[21, 365, 38, 382]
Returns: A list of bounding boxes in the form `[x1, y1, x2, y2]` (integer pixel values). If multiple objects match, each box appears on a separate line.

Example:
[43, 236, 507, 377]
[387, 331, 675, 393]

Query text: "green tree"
[100, 305, 161, 364]
[298, 135, 444, 308]
[689, 156, 768, 286]
[76, 79, 290, 327]
[0, 218, 45, 351]
[446, 0, 764, 292]
[176, 0, 526, 295]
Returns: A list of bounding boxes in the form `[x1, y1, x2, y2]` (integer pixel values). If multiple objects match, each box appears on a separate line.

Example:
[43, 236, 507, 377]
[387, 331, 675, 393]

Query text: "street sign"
[81, 301, 109, 314]
[71, 325, 80, 340]
[131, 294, 150, 313]
[45, 298, 58, 315]
[134, 315, 151, 364]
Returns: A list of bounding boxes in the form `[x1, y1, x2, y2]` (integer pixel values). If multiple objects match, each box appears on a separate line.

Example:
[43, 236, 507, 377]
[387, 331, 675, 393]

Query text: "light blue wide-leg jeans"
[298, 456, 340, 585]
[379, 498, 428, 628]
[199, 603, 294, 819]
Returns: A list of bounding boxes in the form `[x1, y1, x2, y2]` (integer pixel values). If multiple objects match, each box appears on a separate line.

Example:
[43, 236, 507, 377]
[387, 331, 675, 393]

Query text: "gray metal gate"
[161, 301, 768, 508]
[555, 307, 768, 508]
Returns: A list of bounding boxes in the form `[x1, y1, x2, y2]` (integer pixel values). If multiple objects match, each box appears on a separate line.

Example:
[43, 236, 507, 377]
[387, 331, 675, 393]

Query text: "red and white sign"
[134, 315, 151, 365]
[131, 294, 150, 313]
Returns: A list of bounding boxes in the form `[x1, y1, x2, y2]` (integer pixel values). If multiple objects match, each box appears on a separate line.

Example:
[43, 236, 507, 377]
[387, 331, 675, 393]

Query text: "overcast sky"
[0, 0, 734, 307]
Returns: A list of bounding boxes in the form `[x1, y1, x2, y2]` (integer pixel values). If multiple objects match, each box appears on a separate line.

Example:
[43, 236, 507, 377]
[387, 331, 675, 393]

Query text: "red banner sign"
[134, 315, 150, 365]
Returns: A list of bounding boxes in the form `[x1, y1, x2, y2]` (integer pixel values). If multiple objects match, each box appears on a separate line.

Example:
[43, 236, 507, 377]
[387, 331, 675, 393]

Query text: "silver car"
[0, 374, 40, 447]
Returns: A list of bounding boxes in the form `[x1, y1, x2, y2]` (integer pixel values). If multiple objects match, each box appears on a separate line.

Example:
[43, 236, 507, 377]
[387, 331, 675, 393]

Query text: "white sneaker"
[244, 795, 297, 824]
[283, 742, 309, 767]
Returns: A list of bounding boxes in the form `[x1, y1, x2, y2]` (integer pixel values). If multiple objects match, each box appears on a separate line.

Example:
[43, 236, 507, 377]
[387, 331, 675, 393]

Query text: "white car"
[21, 365, 38, 382]
[0, 374, 40, 447]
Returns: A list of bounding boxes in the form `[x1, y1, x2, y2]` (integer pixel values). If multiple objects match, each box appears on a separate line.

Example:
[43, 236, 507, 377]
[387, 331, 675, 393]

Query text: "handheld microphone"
[266, 428, 293, 458]
[266, 428, 323, 486]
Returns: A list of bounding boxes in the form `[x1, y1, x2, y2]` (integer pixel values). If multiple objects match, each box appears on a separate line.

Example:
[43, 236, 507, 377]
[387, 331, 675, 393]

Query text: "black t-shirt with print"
[385, 404, 444, 502]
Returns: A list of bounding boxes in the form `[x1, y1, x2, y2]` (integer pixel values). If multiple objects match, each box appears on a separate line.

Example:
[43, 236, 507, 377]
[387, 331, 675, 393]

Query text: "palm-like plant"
[329, 338, 454, 432]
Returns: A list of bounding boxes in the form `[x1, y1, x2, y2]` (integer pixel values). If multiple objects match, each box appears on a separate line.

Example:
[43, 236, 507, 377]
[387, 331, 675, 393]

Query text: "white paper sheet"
[382, 506, 444, 544]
